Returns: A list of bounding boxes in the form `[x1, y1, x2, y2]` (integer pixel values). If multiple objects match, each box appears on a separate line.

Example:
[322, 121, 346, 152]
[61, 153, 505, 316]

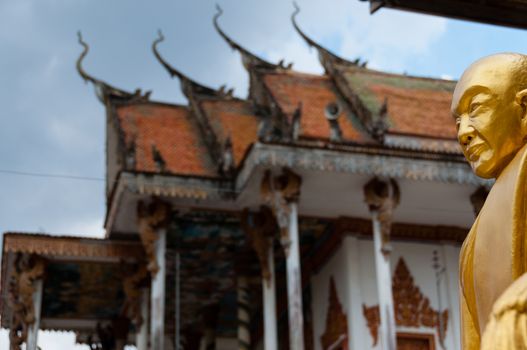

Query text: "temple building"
[0, 7, 491, 350]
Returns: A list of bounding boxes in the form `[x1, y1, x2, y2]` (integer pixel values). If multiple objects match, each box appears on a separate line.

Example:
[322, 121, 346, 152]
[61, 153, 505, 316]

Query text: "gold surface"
[481, 273, 527, 349]
[451, 53, 527, 349]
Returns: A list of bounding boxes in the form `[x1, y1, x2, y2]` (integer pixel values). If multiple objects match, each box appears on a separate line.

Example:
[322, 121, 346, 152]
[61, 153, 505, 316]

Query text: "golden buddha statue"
[451, 53, 527, 349]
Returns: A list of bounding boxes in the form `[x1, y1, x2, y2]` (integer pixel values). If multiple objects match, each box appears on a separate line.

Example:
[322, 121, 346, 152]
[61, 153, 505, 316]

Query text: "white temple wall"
[311, 242, 350, 350]
[310, 235, 461, 350]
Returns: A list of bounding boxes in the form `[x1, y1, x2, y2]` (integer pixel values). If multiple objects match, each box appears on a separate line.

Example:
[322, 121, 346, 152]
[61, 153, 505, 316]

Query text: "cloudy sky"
[1, 0, 526, 348]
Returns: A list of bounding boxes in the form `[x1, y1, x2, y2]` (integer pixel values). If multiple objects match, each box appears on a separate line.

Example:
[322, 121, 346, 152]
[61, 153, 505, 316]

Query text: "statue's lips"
[466, 143, 485, 162]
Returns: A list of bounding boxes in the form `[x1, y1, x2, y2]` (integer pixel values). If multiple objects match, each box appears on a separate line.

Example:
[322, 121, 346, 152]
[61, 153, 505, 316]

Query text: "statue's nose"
[458, 117, 476, 146]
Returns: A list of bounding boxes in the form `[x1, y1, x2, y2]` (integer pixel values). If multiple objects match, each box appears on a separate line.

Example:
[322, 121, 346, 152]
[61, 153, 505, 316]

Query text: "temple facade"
[0, 7, 490, 350]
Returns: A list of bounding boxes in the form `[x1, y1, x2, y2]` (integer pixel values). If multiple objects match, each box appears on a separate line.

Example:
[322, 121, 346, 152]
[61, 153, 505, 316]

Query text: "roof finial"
[291, 3, 363, 70]
[76, 31, 98, 85]
[152, 30, 231, 98]
[76, 31, 150, 103]
[213, 4, 291, 71]
[152, 29, 180, 79]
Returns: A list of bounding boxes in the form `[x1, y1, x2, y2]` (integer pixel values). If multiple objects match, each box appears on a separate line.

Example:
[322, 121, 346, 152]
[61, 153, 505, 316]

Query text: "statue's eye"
[455, 117, 461, 130]
[469, 102, 482, 114]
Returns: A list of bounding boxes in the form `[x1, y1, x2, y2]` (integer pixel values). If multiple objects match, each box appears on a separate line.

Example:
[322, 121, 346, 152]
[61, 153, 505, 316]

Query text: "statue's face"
[451, 55, 526, 178]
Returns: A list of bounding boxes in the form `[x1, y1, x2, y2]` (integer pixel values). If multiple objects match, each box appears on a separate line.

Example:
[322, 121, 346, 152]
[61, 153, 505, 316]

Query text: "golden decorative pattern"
[3, 234, 145, 259]
[321, 277, 348, 350]
[363, 258, 448, 346]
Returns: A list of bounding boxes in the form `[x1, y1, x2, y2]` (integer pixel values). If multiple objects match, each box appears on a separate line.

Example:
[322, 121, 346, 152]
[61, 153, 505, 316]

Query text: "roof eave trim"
[235, 142, 491, 191]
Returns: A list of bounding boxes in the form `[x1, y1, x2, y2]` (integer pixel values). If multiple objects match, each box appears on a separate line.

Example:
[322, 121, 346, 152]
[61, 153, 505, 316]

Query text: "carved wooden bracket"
[121, 263, 149, 328]
[240, 206, 277, 283]
[362, 258, 449, 346]
[260, 168, 302, 252]
[8, 254, 46, 350]
[137, 199, 171, 276]
[363, 177, 400, 255]
[321, 277, 349, 350]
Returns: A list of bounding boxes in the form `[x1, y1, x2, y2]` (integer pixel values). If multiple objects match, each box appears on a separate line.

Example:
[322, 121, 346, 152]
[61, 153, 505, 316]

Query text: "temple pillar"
[261, 168, 304, 350]
[137, 200, 171, 350]
[150, 228, 166, 350]
[262, 241, 278, 350]
[26, 278, 43, 350]
[136, 288, 149, 350]
[174, 250, 181, 350]
[241, 207, 278, 350]
[237, 275, 251, 350]
[363, 177, 400, 350]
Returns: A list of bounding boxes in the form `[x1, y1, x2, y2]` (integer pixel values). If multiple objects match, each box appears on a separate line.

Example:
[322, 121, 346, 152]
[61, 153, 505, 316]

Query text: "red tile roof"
[369, 83, 456, 139]
[200, 99, 259, 166]
[336, 66, 457, 140]
[116, 103, 216, 176]
[263, 72, 370, 143]
[112, 68, 460, 180]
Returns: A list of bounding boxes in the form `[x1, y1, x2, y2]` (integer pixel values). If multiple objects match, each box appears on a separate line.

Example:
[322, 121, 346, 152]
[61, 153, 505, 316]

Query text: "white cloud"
[52, 217, 106, 238]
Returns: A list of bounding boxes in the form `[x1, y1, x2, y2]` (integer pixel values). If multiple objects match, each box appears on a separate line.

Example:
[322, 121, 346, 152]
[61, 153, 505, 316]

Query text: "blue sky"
[0, 0, 526, 348]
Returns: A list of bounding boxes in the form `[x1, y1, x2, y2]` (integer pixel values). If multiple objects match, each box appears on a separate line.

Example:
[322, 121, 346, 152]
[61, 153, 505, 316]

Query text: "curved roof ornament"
[291, 3, 364, 70]
[152, 30, 233, 99]
[76, 31, 150, 103]
[213, 4, 292, 71]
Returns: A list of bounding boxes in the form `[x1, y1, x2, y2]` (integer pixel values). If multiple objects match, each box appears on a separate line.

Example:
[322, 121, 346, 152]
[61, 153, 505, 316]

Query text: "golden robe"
[460, 144, 527, 349]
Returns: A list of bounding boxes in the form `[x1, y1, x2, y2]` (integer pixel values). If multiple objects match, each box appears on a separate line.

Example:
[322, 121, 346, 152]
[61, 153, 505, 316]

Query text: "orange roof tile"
[263, 72, 370, 143]
[200, 99, 259, 166]
[369, 84, 456, 139]
[336, 66, 457, 139]
[116, 103, 216, 177]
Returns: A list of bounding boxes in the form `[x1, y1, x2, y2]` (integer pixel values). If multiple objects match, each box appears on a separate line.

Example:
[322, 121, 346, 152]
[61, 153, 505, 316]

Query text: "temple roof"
[116, 102, 216, 177]
[333, 64, 457, 139]
[261, 71, 370, 143]
[78, 11, 463, 184]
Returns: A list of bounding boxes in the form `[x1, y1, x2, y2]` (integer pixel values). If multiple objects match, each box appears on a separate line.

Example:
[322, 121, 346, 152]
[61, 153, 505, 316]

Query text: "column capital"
[260, 168, 302, 251]
[137, 199, 171, 276]
[363, 177, 400, 254]
[261, 168, 302, 203]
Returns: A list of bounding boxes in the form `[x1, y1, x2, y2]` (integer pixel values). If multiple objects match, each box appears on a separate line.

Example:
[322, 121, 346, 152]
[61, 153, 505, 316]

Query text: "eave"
[364, 0, 527, 30]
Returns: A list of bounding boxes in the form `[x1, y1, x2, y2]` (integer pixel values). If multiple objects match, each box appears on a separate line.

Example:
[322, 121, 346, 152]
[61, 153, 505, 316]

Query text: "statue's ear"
[516, 89, 527, 136]
[515, 89, 527, 113]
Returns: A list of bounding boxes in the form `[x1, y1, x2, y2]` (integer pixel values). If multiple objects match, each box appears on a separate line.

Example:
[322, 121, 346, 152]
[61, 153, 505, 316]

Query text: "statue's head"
[451, 53, 527, 178]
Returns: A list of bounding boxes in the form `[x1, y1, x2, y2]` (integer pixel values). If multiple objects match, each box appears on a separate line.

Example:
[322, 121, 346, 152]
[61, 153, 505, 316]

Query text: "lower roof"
[1, 234, 144, 331]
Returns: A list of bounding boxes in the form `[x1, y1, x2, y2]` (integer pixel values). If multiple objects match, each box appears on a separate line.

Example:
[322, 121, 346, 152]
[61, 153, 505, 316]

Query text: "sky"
[1, 0, 527, 348]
